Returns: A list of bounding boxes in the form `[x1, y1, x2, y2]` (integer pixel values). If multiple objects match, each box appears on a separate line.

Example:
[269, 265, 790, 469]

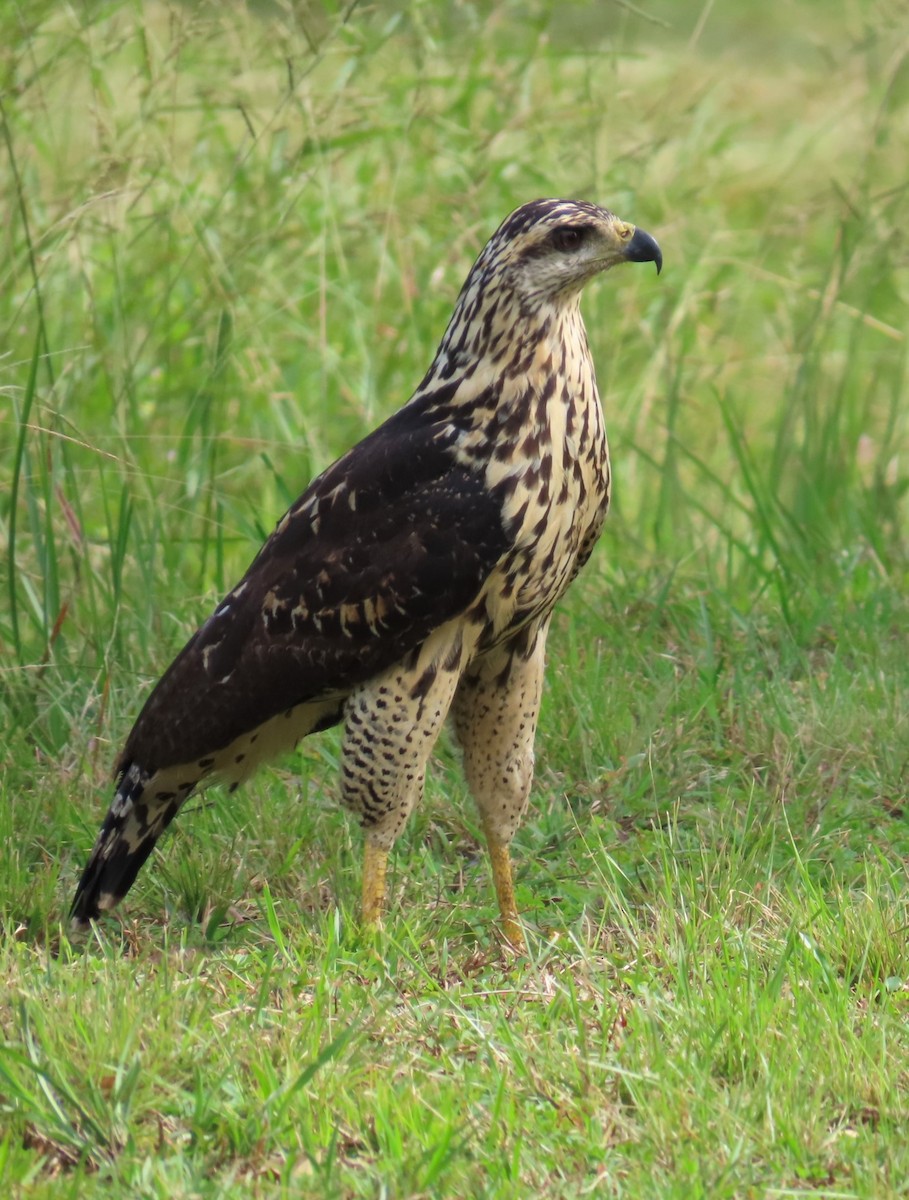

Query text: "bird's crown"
[466, 198, 661, 308]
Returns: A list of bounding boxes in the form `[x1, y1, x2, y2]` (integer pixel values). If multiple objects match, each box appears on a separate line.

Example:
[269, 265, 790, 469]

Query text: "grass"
[1, 0, 908, 1194]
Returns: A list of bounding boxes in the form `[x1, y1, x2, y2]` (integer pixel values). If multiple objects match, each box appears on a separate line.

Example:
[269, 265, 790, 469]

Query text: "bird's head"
[427, 198, 661, 380]
[473, 198, 662, 311]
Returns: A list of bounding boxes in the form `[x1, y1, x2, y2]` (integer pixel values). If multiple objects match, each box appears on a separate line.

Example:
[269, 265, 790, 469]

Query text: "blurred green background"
[1, 3, 908, 1191]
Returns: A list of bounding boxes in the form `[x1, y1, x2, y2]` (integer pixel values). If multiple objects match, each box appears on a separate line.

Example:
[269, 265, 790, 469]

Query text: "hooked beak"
[624, 226, 663, 275]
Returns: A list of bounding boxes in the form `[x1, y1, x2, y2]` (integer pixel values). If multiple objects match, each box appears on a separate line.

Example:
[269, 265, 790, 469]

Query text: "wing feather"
[119, 403, 507, 771]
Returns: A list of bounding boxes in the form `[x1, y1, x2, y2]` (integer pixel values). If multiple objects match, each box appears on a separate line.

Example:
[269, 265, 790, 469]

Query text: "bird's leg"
[452, 622, 549, 954]
[361, 837, 389, 928]
[342, 643, 467, 934]
[482, 822, 525, 951]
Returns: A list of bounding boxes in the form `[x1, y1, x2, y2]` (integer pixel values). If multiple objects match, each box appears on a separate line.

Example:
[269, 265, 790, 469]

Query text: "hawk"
[71, 199, 661, 948]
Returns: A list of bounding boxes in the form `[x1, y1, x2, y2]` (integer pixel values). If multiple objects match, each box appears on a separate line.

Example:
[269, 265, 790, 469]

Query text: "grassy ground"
[2, 0, 908, 1194]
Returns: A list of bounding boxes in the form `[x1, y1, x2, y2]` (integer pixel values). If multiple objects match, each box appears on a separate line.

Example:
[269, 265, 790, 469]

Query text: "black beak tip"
[625, 227, 662, 275]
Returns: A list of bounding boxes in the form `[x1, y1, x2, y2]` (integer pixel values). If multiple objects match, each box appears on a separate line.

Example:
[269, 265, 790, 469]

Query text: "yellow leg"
[362, 839, 389, 928]
[483, 824, 526, 951]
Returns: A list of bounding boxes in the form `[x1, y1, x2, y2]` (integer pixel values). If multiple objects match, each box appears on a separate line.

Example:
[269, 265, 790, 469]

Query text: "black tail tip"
[69, 886, 101, 929]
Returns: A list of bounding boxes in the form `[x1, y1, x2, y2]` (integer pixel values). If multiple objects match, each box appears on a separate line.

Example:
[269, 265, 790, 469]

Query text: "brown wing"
[118, 400, 509, 773]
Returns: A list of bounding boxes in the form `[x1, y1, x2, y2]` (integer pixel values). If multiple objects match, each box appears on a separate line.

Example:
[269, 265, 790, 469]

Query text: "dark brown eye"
[549, 225, 589, 253]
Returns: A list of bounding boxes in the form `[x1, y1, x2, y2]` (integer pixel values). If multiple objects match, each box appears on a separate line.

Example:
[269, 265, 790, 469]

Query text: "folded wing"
[118, 400, 509, 774]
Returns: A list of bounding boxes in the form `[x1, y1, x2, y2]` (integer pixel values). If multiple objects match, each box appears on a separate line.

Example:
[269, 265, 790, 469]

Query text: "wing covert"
[119, 405, 507, 770]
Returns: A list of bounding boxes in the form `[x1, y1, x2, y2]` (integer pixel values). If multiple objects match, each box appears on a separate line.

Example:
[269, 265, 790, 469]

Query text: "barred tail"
[70, 763, 184, 927]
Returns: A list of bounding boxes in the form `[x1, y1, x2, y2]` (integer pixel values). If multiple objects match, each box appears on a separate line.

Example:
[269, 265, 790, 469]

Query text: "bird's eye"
[549, 226, 588, 253]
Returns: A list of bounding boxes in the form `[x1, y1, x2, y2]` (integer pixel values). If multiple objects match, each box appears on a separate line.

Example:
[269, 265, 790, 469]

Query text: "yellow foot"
[484, 825, 527, 953]
[362, 840, 389, 928]
[500, 915, 526, 953]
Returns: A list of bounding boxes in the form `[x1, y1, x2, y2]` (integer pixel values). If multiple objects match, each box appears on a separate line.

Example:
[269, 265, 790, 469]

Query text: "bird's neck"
[427, 286, 589, 391]
[411, 293, 602, 478]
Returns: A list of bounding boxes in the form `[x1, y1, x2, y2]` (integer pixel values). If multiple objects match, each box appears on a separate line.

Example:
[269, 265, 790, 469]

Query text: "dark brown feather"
[120, 404, 510, 772]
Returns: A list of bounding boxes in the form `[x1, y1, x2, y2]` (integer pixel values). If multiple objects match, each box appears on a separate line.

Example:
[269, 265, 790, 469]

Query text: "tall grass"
[1, 0, 908, 1194]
